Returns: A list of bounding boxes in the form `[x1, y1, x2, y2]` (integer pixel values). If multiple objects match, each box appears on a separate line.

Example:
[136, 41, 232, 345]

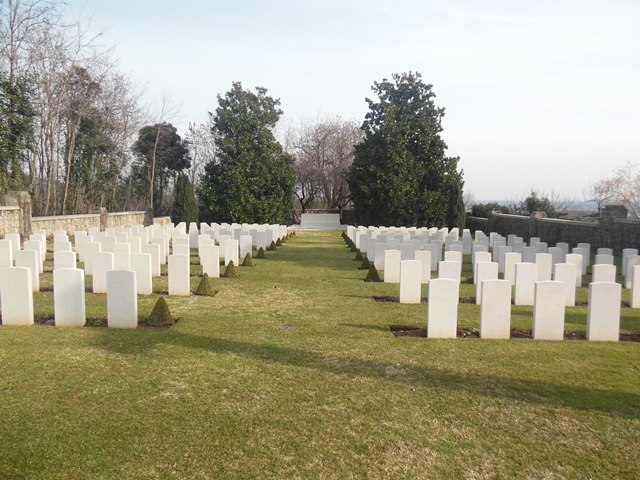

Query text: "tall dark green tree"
[347, 72, 464, 227]
[0, 74, 35, 190]
[171, 172, 199, 224]
[199, 82, 295, 224]
[132, 123, 190, 217]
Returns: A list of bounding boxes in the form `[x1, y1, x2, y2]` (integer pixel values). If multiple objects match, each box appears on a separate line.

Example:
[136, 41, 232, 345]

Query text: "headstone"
[548, 246, 563, 266]
[128, 236, 142, 255]
[475, 261, 498, 304]
[503, 252, 522, 285]
[23, 240, 43, 274]
[131, 253, 153, 295]
[374, 243, 387, 270]
[0, 266, 33, 325]
[555, 242, 569, 260]
[106, 270, 138, 329]
[514, 262, 537, 306]
[533, 281, 565, 340]
[497, 245, 513, 274]
[594, 254, 614, 266]
[256, 231, 267, 251]
[565, 253, 583, 287]
[54, 250, 76, 270]
[438, 260, 461, 283]
[173, 244, 190, 257]
[522, 246, 537, 263]
[427, 278, 459, 338]
[151, 238, 167, 265]
[480, 279, 511, 339]
[553, 263, 577, 307]
[399, 260, 422, 303]
[535, 253, 552, 281]
[592, 264, 616, 283]
[536, 242, 548, 254]
[473, 252, 492, 284]
[572, 247, 589, 275]
[141, 243, 161, 277]
[444, 250, 462, 270]
[53, 240, 72, 252]
[201, 245, 220, 278]
[596, 248, 613, 256]
[631, 265, 640, 308]
[83, 241, 101, 275]
[384, 250, 401, 283]
[14, 249, 39, 292]
[113, 243, 131, 271]
[0, 239, 13, 268]
[625, 255, 640, 288]
[168, 254, 190, 296]
[223, 238, 239, 267]
[53, 268, 85, 327]
[622, 248, 638, 276]
[425, 243, 440, 271]
[91, 252, 114, 294]
[414, 250, 431, 283]
[4, 233, 20, 254]
[239, 235, 253, 259]
[587, 282, 621, 341]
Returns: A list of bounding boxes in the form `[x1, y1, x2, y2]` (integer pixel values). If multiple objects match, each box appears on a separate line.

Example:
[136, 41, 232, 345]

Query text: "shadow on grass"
[91, 329, 640, 419]
[337, 323, 390, 332]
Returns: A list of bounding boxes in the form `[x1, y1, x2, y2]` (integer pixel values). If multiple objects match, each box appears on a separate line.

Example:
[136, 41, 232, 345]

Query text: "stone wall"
[31, 214, 101, 236]
[106, 211, 146, 229]
[466, 212, 640, 254]
[0, 207, 22, 237]
[153, 216, 172, 226]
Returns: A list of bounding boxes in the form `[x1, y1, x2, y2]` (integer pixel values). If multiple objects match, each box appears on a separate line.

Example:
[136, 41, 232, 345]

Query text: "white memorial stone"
[201, 245, 220, 278]
[168, 254, 190, 296]
[92, 252, 114, 294]
[503, 252, 522, 285]
[438, 260, 461, 283]
[427, 278, 458, 338]
[223, 239, 239, 267]
[475, 261, 498, 304]
[535, 253, 552, 281]
[414, 250, 431, 283]
[131, 253, 153, 295]
[0, 239, 13, 268]
[565, 253, 584, 287]
[54, 250, 76, 270]
[625, 255, 640, 288]
[142, 244, 161, 277]
[553, 263, 577, 307]
[106, 270, 138, 329]
[239, 235, 253, 260]
[480, 279, 511, 339]
[594, 254, 614, 266]
[113, 243, 131, 271]
[53, 268, 85, 327]
[587, 282, 621, 341]
[631, 265, 640, 308]
[399, 260, 422, 304]
[384, 249, 401, 283]
[0, 266, 33, 325]
[514, 262, 537, 306]
[592, 264, 616, 283]
[14, 249, 39, 292]
[533, 281, 565, 340]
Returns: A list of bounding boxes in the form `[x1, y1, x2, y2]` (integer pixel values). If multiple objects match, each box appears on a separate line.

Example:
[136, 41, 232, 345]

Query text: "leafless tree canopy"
[587, 162, 640, 218]
[287, 117, 362, 212]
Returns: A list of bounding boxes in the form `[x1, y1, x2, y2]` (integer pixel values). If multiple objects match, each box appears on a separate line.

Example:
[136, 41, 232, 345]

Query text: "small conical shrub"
[241, 253, 255, 267]
[147, 297, 174, 326]
[365, 265, 382, 282]
[359, 255, 370, 270]
[276, 238, 282, 247]
[222, 260, 239, 278]
[256, 247, 266, 259]
[195, 273, 217, 296]
[291, 231, 296, 237]
[350, 244, 358, 252]
[267, 241, 277, 251]
[354, 250, 363, 261]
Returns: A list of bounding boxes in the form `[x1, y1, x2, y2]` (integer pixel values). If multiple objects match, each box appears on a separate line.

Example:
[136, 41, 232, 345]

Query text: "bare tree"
[288, 116, 362, 211]
[587, 163, 640, 218]
[184, 119, 216, 188]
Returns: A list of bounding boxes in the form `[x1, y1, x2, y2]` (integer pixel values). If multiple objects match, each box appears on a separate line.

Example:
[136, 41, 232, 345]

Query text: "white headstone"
[427, 278, 458, 338]
[535, 253, 553, 281]
[503, 252, 522, 285]
[594, 254, 614, 266]
[631, 265, 640, 308]
[113, 243, 131, 271]
[83, 241, 101, 275]
[475, 261, 498, 304]
[553, 263, 577, 307]
[597, 248, 613, 256]
[168, 254, 190, 296]
[438, 260, 461, 283]
[592, 264, 616, 283]
[239, 235, 253, 260]
[587, 282, 621, 341]
[131, 253, 153, 295]
[497, 245, 513, 274]
[223, 239, 239, 267]
[444, 250, 462, 270]
[14, 249, 39, 292]
[106, 270, 138, 329]
[201, 245, 220, 278]
[414, 250, 431, 283]
[384, 249, 401, 283]
[91, 252, 114, 294]
[625, 255, 640, 288]
[572, 247, 589, 275]
[141, 243, 161, 277]
[53, 240, 72, 252]
[0, 266, 33, 325]
[533, 281, 565, 340]
[473, 252, 492, 284]
[4, 233, 20, 254]
[400, 260, 422, 304]
[0, 239, 13, 268]
[53, 268, 85, 327]
[480, 279, 511, 339]
[548, 246, 563, 266]
[622, 248, 638, 276]
[425, 243, 440, 271]
[564, 253, 583, 287]
[173, 244, 190, 257]
[514, 262, 537, 306]
[522, 246, 537, 263]
[23, 240, 43, 274]
[54, 250, 76, 270]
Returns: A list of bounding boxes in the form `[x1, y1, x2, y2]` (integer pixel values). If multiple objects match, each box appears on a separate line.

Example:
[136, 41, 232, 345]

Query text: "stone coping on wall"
[537, 217, 600, 228]
[33, 213, 100, 221]
[0, 206, 20, 211]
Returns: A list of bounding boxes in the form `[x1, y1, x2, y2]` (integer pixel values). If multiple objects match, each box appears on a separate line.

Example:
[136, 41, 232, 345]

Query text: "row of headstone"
[427, 278, 622, 341]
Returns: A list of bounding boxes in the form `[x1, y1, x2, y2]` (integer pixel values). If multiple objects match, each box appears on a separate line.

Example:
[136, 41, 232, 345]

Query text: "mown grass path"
[0, 231, 639, 479]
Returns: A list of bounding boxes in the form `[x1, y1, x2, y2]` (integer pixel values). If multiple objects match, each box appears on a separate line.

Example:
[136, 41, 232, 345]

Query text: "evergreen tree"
[348, 72, 464, 227]
[171, 173, 199, 224]
[199, 82, 295, 224]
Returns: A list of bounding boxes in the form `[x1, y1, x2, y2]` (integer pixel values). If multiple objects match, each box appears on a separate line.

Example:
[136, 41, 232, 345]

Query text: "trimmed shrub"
[354, 250, 363, 261]
[267, 241, 277, 251]
[256, 247, 266, 259]
[365, 265, 382, 282]
[241, 253, 255, 267]
[147, 297, 175, 326]
[358, 255, 370, 270]
[222, 261, 239, 278]
[195, 274, 217, 296]
[275, 238, 282, 247]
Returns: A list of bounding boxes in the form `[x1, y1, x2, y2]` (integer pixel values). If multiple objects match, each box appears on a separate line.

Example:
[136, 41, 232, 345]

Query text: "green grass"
[0, 231, 639, 479]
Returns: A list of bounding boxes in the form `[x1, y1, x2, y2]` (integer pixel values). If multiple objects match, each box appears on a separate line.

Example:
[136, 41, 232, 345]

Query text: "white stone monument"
[480, 279, 511, 339]
[53, 268, 86, 327]
[587, 282, 621, 341]
[399, 260, 422, 304]
[427, 278, 458, 338]
[106, 270, 138, 329]
[533, 281, 565, 340]
[168, 254, 190, 296]
[0, 266, 33, 325]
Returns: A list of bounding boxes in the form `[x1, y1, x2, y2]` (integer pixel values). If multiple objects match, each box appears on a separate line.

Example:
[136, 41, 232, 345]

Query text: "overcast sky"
[63, 0, 640, 202]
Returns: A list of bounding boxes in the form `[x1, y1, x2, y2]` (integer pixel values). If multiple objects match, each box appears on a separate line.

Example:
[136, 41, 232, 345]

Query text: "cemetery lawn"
[1, 231, 639, 480]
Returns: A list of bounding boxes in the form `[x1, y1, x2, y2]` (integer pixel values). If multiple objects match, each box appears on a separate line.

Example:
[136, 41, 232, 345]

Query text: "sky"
[62, 0, 640, 203]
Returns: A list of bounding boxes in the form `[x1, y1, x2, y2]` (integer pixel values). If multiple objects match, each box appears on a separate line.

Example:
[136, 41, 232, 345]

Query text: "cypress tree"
[171, 173, 199, 224]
